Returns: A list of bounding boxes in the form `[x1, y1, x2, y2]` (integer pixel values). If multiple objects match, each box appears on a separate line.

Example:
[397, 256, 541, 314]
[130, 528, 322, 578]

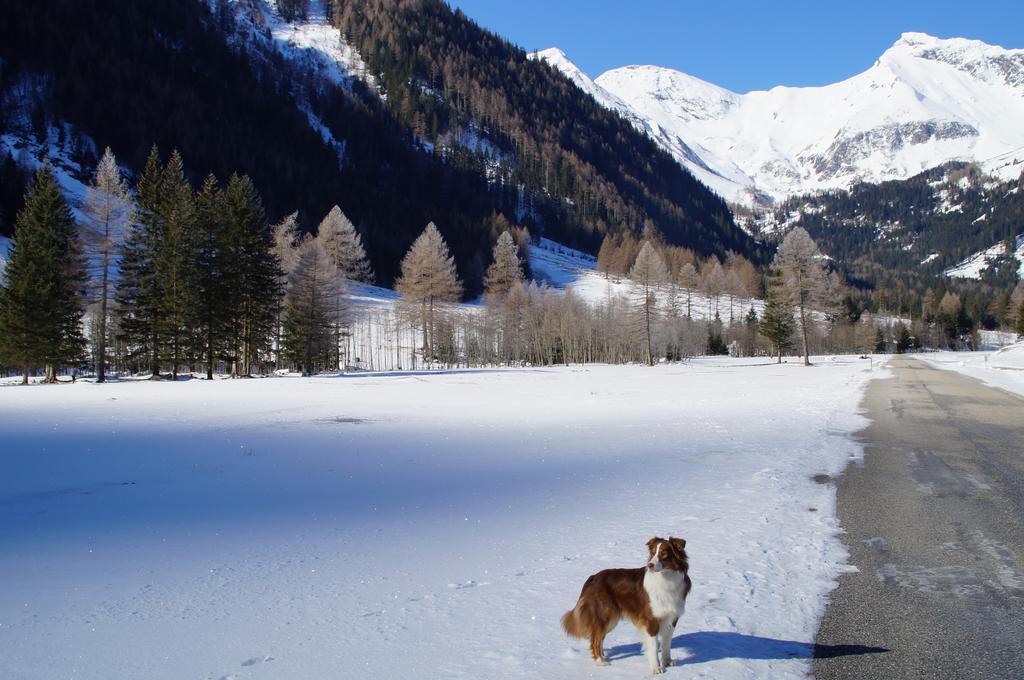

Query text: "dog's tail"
[561, 603, 587, 639]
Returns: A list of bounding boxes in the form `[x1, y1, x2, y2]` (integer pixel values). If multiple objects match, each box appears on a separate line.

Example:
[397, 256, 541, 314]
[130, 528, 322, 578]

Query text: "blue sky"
[446, 1, 1024, 93]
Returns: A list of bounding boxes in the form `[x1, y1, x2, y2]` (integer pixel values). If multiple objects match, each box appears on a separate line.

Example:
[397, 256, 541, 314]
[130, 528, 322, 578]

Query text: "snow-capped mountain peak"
[534, 35, 1024, 207]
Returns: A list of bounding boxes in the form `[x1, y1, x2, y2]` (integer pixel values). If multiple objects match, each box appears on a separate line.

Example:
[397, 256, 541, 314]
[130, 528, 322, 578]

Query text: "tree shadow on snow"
[606, 631, 888, 665]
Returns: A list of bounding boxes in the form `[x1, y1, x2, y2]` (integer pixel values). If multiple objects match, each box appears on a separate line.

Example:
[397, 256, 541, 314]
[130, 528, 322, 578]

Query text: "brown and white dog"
[561, 537, 691, 674]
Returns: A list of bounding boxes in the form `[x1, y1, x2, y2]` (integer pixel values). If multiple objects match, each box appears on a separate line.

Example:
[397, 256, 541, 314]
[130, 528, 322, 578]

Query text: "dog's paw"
[593, 656, 610, 667]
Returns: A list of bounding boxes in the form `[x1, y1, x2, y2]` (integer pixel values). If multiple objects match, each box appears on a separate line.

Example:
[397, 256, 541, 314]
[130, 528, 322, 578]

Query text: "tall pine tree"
[0, 164, 85, 383]
[193, 174, 229, 379]
[759, 269, 795, 364]
[154, 150, 197, 379]
[223, 174, 281, 377]
[116, 147, 164, 376]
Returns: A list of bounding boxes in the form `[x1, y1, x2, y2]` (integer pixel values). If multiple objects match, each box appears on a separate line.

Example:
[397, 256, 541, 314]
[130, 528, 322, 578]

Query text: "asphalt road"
[814, 356, 1024, 679]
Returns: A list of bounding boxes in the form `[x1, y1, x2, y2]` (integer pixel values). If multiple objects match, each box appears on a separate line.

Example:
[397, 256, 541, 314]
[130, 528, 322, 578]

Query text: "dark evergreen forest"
[0, 0, 759, 294]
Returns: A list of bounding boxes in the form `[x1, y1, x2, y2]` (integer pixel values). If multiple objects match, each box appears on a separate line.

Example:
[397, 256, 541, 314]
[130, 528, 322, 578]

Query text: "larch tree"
[271, 211, 301, 365]
[281, 237, 342, 374]
[774, 227, 829, 366]
[677, 261, 699, 320]
[484, 231, 526, 365]
[272, 211, 302, 278]
[724, 268, 745, 325]
[316, 205, 373, 283]
[701, 258, 726, 319]
[395, 222, 463, 361]
[629, 241, 669, 366]
[80, 147, 135, 382]
[316, 205, 370, 368]
[0, 164, 86, 383]
[483, 231, 524, 302]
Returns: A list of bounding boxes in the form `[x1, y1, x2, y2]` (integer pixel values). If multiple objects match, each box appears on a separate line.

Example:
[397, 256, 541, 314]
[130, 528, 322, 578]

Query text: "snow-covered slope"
[233, 0, 375, 92]
[535, 34, 1024, 206]
[944, 234, 1024, 280]
[0, 357, 878, 679]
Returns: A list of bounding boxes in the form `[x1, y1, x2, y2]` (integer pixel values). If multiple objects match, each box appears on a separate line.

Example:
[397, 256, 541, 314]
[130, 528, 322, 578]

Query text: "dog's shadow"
[606, 631, 888, 665]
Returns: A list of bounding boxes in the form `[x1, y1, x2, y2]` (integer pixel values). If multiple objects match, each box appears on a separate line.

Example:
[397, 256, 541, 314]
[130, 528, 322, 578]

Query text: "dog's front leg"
[658, 620, 674, 669]
[643, 625, 663, 674]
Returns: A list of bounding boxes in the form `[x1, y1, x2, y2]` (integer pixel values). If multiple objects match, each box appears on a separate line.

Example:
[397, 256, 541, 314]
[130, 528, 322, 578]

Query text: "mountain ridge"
[532, 33, 1024, 207]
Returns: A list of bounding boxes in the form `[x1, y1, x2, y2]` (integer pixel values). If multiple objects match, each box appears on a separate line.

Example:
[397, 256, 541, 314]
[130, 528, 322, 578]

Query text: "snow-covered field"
[0, 357, 880, 679]
[918, 343, 1024, 399]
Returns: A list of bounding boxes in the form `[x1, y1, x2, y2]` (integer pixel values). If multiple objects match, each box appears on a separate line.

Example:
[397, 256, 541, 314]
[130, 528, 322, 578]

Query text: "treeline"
[1, 149, 380, 381]
[4, 150, 1017, 383]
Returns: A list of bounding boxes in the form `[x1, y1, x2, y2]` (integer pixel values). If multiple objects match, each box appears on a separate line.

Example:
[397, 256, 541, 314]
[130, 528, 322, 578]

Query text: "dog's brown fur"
[562, 537, 691, 665]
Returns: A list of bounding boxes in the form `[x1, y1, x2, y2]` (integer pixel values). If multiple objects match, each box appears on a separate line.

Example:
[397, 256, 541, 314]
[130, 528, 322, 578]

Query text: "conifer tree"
[316, 205, 370, 368]
[759, 270, 795, 364]
[116, 147, 164, 376]
[677, 262, 699, 320]
[193, 174, 229, 379]
[271, 211, 301, 366]
[223, 174, 282, 376]
[281, 237, 341, 374]
[483, 231, 524, 302]
[272, 212, 302, 278]
[629, 241, 668, 366]
[743, 306, 760, 357]
[81, 147, 135, 382]
[0, 164, 85, 383]
[395, 222, 463, 360]
[154, 150, 197, 379]
[316, 205, 373, 283]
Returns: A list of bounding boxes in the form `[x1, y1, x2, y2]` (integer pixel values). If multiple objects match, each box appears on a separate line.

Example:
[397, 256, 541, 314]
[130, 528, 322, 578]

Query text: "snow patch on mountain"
[944, 234, 1024, 279]
[220, 0, 374, 92]
[213, 0, 376, 167]
[1, 130, 91, 220]
[261, 0, 375, 90]
[537, 34, 1024, 207]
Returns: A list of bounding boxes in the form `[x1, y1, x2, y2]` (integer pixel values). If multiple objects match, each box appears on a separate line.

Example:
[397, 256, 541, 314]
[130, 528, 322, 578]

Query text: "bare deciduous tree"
[774, 227, 829, 366]
[629, 241, 668, 366]
[316, 205, 374, 283]
[677, 262, 699, 320]
[483, 231, 524, 301]
[80, 148, 135, 382]
[395, 222, 463, 362]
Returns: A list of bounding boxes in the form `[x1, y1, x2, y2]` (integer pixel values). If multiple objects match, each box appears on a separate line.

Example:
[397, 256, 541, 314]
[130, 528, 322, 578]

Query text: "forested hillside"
[0, 0, 759, 293]
[746, 164, 1024, 287]
[740, 163, 1024, 328]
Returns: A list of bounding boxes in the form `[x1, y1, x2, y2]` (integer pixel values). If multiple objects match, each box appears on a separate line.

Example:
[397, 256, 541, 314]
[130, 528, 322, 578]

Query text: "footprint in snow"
[241, 656, 275, 667]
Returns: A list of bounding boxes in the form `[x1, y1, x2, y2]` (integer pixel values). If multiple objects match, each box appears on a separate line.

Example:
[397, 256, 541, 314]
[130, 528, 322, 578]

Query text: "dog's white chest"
[643, 570, 684, 620]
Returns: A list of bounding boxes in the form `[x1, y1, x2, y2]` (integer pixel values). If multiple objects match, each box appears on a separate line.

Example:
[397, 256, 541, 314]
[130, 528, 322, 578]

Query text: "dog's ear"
[669, 537, 687, 554]
[646, 537, 663, 552]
